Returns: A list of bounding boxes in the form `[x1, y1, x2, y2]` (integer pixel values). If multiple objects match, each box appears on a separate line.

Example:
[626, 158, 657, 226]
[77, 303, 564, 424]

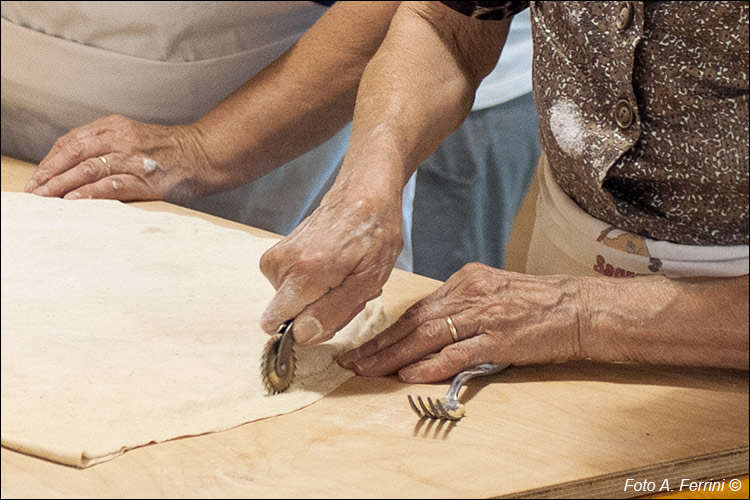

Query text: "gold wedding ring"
[99, 156, 111, 177]
[446, 316, 459, 343]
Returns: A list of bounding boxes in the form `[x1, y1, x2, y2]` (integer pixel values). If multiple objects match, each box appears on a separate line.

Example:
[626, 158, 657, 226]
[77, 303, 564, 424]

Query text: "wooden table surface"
[1, 156, 748, 499]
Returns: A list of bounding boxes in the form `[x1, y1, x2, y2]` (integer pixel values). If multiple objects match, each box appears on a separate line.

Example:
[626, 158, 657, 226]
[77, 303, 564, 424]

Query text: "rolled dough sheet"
[0, 191, 386, 468]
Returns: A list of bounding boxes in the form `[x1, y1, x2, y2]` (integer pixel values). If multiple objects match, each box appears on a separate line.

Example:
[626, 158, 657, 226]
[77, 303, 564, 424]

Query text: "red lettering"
[593, 255, 636, 278]
[593, 255, 606, 274]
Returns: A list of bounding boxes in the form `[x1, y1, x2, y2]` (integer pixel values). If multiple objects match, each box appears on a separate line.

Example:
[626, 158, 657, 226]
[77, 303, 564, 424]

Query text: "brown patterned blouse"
[441, 1, 749, 246]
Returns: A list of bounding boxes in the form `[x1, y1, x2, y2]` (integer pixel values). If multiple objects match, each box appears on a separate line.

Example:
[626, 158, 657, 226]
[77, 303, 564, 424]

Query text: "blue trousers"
[412, 92, 541, 281]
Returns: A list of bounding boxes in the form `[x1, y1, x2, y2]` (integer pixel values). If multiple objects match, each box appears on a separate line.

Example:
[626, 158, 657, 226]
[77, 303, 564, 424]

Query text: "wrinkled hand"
[339, 263, 588, 383]
[259, 184, 403, 345]
[25, 114, 214, 203]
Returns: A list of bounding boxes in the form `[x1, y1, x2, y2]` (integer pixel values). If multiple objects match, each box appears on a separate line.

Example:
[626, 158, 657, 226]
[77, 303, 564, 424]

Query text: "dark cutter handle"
[274, 320, 295, 378]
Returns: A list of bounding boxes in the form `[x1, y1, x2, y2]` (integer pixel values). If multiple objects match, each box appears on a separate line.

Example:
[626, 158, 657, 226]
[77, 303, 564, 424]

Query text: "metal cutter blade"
[261, 320, 296, 394]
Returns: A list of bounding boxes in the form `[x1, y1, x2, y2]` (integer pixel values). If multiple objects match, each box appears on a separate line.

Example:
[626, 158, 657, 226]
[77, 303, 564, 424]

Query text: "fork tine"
[426, 397, 443, 419]
[407, 395, 424, 418]
[406, 364, 509, 421]
[434, 398, 460, 421]
[432, 398, 448, 420]
[417, 396, 434, 418]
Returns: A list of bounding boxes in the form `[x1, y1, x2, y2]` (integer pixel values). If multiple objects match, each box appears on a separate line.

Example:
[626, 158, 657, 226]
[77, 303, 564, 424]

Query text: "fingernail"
[25, 179, 38, 192]
[65, 191, 82, 200]
[337, 348, 361, 369]
[293, 316, 324, 344]
[34, 185, 49, 196]
[353, 357, 377, 374]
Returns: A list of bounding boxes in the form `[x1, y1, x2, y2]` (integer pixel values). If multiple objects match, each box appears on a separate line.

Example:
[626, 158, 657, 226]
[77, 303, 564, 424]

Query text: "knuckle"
[119, 118, 138, 136]
[452, 263, 498, 295]
[293, 257, 316, 275]
[259, 249, 280, 277]
[101, 114, 142, 150]
[465, 280, 488, 296]
[289, 257, 332, 289]
[103, 114, 129, 130]
[106, 113, 127, 123]
[115, 117, 142, 143]
[460, 262, 487, 276]
[55, 134, 85, 159]
[449, 275, 482, 297]
[421, 320, 446, 342]
[79, 160, 100, 179]
[444, 342, 475, 365]
[31, 166, 52, 184]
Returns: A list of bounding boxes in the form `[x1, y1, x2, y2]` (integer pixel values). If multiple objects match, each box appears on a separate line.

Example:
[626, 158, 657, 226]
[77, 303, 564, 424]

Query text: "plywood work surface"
[1, 156, 747, 498]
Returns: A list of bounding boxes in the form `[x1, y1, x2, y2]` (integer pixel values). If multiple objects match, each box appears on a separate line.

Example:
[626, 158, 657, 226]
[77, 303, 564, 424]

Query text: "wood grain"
[2, 156, 747, 498]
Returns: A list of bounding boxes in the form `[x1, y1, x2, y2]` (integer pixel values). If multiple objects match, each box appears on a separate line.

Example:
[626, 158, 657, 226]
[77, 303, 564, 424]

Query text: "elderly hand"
[259, 180, 403, 345]
[24, 114, 215, 204]
[338, 263, 588, 383]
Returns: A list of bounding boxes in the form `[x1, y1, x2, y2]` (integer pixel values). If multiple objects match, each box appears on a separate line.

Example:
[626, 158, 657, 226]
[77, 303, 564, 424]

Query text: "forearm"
[330, 2, 510, 199]
[192, 1, 400, 189]
[580, 274, 749, 370]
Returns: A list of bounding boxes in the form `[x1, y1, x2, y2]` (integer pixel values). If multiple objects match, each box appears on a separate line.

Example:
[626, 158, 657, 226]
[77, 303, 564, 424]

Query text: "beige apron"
[0, 2, 415, 269]
[527, 154, 749, 278]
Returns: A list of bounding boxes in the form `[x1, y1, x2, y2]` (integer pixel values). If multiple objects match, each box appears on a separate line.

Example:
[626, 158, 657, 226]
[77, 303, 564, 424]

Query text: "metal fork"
[407, 363, 510, 421]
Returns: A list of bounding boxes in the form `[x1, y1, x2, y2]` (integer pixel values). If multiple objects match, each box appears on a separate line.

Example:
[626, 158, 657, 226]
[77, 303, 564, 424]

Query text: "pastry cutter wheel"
[261, 320, 296, 394]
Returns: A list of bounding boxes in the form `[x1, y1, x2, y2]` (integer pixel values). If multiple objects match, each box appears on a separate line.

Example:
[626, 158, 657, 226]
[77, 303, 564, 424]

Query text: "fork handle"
[446, 363, 510, 400]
